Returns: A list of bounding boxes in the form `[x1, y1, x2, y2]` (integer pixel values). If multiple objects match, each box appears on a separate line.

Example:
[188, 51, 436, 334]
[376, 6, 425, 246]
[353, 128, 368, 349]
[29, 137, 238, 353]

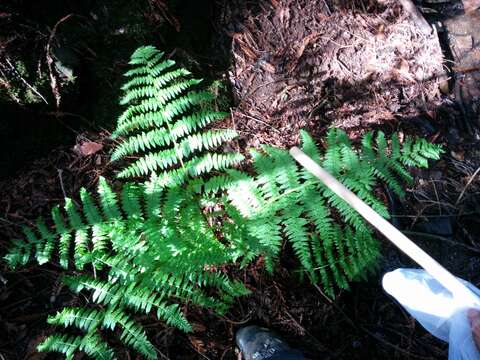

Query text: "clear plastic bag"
[382, 268, 480, 360]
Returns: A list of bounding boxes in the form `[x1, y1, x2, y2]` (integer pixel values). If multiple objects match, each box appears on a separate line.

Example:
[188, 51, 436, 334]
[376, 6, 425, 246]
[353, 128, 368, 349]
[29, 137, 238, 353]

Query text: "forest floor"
[1, 0, 480, 359]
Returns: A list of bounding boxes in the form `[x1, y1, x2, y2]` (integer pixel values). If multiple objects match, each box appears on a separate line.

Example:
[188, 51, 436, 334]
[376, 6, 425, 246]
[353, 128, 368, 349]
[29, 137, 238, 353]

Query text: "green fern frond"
[78, 333, 116, 360]
[98, 177, 122, 219]
[47, 307, 104, 333]
[228, 128, 443, 296]
[4, 44, 445, 360]
[361, 131, 443, 197]
[80, 187, 104, 224]
[103, 307, 157, 360]
[156, 303, 191, 332]
[38, 333, 115, 360]
[5, 174, 250, 359]
[111, 45, 242, 185]
[35, 218, 55, 265]
[37, 333, 83, 359]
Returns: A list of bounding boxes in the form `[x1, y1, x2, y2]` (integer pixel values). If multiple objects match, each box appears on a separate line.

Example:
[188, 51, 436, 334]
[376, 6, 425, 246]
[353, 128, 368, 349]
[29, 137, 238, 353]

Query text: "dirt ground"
[224, 0, 445, 148]
[1, 0, 480, 359]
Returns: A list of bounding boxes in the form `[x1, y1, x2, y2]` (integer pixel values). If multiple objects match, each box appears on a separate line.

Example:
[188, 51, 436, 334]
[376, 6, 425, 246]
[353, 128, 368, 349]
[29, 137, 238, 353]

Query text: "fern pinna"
[111, 45, 243, 186]
[227, 129, 443, 296]
[5, 178, 249, 359]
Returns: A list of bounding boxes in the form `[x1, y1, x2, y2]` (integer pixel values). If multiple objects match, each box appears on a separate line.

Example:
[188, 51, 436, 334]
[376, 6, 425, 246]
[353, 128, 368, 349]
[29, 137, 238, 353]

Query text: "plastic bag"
[382, 268, 480, 360]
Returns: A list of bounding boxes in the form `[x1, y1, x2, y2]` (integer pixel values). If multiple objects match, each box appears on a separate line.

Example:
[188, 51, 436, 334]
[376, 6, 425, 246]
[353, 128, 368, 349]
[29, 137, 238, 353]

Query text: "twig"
[282, 305, 330, 353]
[238, 112, 280, 133]
[219, 310, 253, 325]
[0, 217, 21, 226]
[453, 65, 480, 74]
[335, 55, 354, 76]
[312, 284, 333, 304]
[46, 111, 96, 129]
[220, 346, 233, 360]
[46, 14, 73, 108]
[403, 230, 480, 254]
[283, 309, 307, 334]
[392, 212, 478, 218]
[57, 168, 67, 198]
[431, 179, 441, 214]
[4, 58, 49, 104]
[155, 348, 171, 360]
[455, 166, 480, 206]
[320, 0, 332, 15]
[188, 344, 211, 360]
[331, 24, 371, 44]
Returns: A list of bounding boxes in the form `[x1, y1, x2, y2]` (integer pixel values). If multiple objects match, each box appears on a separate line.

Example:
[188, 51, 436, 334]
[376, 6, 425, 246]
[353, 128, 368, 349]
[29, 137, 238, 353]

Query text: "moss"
[0, 59, 49, 105]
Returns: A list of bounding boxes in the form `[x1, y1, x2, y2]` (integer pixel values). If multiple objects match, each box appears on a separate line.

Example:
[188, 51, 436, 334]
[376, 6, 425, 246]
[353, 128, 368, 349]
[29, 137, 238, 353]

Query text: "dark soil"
[1, 0, 480, 359]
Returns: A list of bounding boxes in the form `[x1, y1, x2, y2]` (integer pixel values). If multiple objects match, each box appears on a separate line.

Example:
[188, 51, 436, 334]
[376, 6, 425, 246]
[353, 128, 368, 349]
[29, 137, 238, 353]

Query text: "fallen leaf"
[79, 141, 103, 156]
[451, 150, 465, 161]
[426, 110, 436, 120]
[233, 34, 258, 60]
[188, 335, 206, 353]
[390, 58, 414, 82]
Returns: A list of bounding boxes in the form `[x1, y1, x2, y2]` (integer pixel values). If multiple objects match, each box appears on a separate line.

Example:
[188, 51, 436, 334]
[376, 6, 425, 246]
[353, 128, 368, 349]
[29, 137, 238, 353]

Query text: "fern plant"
[5, 178, 249, 359]
[111, 45, 243, 187]
[3, 43, 444, 359]
[3, 45, 252, 360]
[226, 128, 443, 296]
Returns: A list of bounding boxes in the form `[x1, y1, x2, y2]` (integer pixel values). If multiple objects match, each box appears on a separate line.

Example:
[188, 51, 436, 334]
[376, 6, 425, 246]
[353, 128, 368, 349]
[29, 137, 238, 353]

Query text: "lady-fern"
[111, 45, 243, 186]
[227, 128, 443, 296]
[3, 44, 444, 359]
[5, 178, 249, 359]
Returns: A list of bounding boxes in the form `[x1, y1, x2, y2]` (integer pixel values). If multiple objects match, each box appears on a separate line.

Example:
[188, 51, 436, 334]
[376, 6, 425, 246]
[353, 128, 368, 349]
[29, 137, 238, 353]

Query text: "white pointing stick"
[289, 146, 479, 307]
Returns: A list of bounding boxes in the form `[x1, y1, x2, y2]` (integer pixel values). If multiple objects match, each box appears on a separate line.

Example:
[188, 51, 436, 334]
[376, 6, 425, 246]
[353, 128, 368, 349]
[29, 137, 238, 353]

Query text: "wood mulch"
[221, 0, 444, 149]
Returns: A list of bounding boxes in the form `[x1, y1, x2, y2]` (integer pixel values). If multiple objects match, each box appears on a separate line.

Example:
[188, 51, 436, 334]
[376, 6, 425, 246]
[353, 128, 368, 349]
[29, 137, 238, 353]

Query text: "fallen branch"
[455, 166, 480, 206]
